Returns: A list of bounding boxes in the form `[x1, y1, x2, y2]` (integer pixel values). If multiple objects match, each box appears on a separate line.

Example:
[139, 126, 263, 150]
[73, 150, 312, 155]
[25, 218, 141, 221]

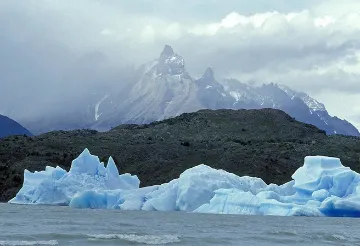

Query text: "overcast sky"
[1, 0, 360, 128]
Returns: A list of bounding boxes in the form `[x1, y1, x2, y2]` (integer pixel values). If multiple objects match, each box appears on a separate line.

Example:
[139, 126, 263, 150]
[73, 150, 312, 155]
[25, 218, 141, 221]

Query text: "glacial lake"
[0, 203, 359, 246]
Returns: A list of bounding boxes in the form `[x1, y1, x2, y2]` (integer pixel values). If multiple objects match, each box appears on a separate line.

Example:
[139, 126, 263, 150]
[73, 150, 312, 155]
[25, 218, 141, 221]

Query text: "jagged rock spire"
[160, 45, 175, 58]
[156, 45, 185, 76]
[202, 67, 215, 81]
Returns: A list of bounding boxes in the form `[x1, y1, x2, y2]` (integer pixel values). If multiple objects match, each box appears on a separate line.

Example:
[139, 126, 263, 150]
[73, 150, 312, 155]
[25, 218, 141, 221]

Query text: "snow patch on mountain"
[277, 84, 326, 112]
[156, 45, 185, 76]
[95, 95, 109, 121]
[91, 45, 202, 128]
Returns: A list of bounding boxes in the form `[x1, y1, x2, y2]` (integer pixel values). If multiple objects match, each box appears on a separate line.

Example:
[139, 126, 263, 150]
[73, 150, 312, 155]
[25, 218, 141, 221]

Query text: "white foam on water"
[331, 234, 346, 241]
[0, 241, 58, 246]
[88, 234, 180, 245]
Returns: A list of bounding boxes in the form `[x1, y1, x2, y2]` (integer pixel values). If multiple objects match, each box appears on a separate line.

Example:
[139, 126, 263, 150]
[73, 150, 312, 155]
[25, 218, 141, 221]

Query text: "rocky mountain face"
[1, 108, 360, 202]
[18, 45, 360, 136]
[91, 45, 202, 131]
[0, 114, 32, 138]
[221, 82, 360, 136]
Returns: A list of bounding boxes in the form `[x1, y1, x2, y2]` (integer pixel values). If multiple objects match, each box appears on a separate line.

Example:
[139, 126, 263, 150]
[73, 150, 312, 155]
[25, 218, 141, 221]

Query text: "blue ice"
[9, 149, 360, 217]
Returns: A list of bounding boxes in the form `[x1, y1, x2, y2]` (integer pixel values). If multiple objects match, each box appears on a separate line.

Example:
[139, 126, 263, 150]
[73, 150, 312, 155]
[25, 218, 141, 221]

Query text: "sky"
[0, 0, 360, 129]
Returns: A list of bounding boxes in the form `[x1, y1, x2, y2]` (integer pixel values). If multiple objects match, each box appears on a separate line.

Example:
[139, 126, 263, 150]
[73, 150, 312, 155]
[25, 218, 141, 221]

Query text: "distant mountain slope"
[90, 46, 359, 136]
[91, 45, 202, 130]
[0, 114, 32, 138]
[221, 81, 360, 136]
[17, 45, 360, 137]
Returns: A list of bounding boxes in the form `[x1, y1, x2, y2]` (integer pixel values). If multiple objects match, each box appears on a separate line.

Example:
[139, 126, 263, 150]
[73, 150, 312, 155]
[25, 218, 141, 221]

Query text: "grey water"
[0, 204, 360, 246]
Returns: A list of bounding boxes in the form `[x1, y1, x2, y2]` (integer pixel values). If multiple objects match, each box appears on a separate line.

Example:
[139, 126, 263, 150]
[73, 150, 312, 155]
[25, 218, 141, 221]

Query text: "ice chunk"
[106, 157, 138, 190]
[196, 156, 360, 217]
[9, 149, 139, 205]
[195, 188, 324, 217]
[142, 164, 267, 212]
[292, 156, 352, 194]
[69, 148, 101, 176]
[312, 189, 329, 201]
[70, 186, 158, 210]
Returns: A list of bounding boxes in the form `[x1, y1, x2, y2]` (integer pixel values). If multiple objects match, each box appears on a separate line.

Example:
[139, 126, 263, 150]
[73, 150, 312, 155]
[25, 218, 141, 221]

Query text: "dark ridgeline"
[1, 108, 359, 202]
[0, 114, 32, 138]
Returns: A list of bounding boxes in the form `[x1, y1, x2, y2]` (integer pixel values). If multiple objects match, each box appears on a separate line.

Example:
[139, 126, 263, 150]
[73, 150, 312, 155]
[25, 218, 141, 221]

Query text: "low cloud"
[0, 0, 359, 126]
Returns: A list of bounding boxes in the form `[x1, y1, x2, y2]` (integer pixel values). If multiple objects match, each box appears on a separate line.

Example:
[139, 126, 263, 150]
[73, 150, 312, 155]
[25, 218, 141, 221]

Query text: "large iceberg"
[196, 156, 360, 217]
[9, 149, 360, 217]
[69, 164, 266, 211]
[9, 149, 140, 205]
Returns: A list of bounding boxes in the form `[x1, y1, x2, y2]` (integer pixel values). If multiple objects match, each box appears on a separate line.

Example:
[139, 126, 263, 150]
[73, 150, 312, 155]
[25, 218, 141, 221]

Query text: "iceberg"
[196, 156, 360, 217]
[9, 149, 360, 217]
[141, 164, 266, 212]
[9, 149, 140, 205]
[70, 164, 266, 211]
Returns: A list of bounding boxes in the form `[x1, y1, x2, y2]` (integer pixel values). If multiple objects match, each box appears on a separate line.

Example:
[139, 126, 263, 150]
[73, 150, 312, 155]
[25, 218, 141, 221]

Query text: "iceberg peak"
[69, 148, 101, 176]
[106, 156, 120, 177]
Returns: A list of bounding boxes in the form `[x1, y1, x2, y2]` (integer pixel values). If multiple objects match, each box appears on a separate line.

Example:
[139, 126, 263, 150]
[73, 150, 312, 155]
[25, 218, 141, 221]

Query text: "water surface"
[0, 203, 359, 245]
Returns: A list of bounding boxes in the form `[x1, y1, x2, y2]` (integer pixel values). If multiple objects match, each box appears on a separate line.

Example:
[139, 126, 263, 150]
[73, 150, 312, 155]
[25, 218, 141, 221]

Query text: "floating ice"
[9, 149, 139, 205]
[196, 156, 360, 217]
[142, 164, 267, 212]
[9, 149, 360, 217]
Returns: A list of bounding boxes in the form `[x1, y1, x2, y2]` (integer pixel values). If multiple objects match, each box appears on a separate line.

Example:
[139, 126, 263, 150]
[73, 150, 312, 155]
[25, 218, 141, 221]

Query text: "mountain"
[194, 68, 234, 109]
[89, 45, 359, 136]
[17, 45, 360, 136]
[1, 108, 360, 202]
[221, 82, 360, 136]
[91, 45, 202, 130]
[0, 114, 32, 138]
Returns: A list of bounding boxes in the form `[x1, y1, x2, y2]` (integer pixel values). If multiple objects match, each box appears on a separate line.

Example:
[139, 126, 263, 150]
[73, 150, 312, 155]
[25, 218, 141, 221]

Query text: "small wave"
[88, 234, 180, 245]
[309, 232, 350, 242]
[0, 241, 58, 246]
[268, 230, 298, 236]
[331, 234, 346, 241]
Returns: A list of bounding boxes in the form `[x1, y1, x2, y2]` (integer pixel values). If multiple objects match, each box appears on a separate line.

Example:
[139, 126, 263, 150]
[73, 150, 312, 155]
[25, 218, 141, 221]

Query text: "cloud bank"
[0, 0, 359, 127]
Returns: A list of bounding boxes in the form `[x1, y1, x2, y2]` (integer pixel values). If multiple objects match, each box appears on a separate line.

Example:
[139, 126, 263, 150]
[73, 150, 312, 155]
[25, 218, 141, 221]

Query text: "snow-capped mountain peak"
[276, 84, 297, 99]
[298, 93, 326, 112]
[156, 45, 185, 76]
[18, 45, 359, 137]
[277, 84, 326, 112]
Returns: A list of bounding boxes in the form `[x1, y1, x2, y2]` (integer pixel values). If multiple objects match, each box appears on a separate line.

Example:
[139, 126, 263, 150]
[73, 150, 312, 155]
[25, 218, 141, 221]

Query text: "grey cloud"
[0, 1, 133, 120]
[166, 30, 360, 96]
[178, 36, 358, 73]
[96, 0, 324, 21]
[0, 0, 359, 125]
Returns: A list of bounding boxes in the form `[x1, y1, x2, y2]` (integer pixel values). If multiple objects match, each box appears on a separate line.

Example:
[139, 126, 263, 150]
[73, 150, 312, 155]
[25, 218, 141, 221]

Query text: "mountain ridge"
[0, 114, 33, 138]
[88, 45, 359, 136]
[16, 45, 360, 136]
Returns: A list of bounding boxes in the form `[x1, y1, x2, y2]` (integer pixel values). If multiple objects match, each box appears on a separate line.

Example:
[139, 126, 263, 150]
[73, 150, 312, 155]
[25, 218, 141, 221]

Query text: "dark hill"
[1, 109, 360, 202]
[0, 114, 32, 138]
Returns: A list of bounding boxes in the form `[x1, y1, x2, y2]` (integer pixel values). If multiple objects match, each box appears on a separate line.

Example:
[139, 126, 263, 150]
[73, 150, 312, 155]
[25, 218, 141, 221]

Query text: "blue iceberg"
[9, 149, 360, 217]
[9, 149, 140, 205]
